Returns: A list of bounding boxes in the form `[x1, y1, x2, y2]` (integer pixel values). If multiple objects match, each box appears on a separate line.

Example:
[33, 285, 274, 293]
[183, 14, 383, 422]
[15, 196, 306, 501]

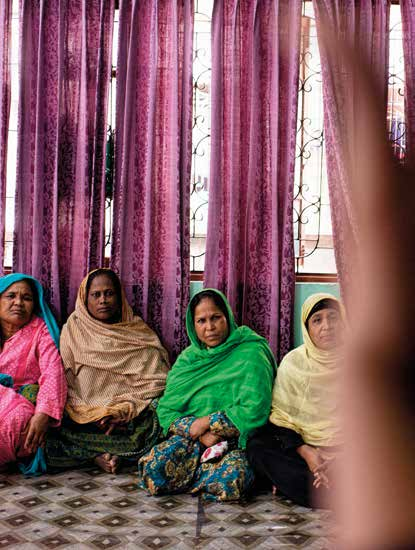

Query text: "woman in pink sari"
[0, 273, 66, 472]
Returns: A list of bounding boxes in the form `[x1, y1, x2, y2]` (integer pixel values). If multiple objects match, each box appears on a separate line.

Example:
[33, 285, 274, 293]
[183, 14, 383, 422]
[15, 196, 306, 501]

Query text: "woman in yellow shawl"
[46, 269, 169, 473]
[247, 293, 345, 507]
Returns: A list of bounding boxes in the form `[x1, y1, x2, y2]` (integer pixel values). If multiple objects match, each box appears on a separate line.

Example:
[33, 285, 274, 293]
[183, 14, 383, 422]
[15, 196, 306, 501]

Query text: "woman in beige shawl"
[46, 269, 169, 473]
[247, 293, 345, 507]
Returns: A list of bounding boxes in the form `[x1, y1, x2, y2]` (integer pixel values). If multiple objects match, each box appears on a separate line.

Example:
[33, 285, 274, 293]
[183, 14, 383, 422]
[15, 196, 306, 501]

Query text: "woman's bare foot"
[94, 453, 119, 474]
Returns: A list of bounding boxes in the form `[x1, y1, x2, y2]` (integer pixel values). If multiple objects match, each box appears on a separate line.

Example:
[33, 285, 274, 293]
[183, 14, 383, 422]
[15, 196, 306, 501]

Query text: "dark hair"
[306, 298, 340, 328]
[189, 290, 229, 325]
[85, 269, 122, 308]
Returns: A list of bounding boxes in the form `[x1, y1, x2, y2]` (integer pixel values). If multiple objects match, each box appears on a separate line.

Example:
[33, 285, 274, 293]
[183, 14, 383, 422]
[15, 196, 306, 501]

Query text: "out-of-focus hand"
[317, 25, 415, 548]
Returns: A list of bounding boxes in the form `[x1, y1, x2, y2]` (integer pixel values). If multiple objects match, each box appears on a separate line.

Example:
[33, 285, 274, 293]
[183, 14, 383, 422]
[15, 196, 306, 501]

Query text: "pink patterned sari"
[0, 386, 34, 464]
[0, 316, 66, 467]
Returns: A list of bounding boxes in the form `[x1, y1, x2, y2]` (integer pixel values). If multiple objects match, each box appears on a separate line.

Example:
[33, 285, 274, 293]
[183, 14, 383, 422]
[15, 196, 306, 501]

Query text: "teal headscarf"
[0, 273, 60, 348]
[157, 289, 277, 448]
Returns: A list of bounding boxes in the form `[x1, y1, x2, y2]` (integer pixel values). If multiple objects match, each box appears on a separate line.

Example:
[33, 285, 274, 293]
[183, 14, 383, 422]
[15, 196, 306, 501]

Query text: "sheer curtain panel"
[204, 0, 301, 361]
[14, 0, 114, 319]
[313, 0, 390, 297]
[401, 0, 415, 160]
[111, 0, 194, 360]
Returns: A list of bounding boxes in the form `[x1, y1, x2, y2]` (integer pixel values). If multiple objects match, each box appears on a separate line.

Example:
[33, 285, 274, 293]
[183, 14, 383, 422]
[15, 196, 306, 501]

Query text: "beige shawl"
[269, 293, 345, 447]
[62, 270, 170, 424]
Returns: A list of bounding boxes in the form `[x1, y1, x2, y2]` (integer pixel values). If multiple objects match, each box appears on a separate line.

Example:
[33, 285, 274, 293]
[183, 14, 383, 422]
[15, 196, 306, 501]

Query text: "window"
[4, 0, 19, 268]
[104, 7, 119, 260]
[295, 3, 405, 275]
[190, 0, 213, 272]
[189, 0, 406, 277]
[388, 4, 406, 160]
[294, 4, 333, 274]
[3, 1, 407, 278]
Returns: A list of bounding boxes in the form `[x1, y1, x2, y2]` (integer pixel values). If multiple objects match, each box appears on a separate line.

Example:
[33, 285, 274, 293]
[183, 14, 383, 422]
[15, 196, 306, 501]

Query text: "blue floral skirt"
[138, 416, 254, 502]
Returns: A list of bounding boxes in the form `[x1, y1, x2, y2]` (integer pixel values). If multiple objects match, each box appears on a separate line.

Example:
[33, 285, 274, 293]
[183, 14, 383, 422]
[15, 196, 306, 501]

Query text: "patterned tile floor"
[0, 468, 334, 549]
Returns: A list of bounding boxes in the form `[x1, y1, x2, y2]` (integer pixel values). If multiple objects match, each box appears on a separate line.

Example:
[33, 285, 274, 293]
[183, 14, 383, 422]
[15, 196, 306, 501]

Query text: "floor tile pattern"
[0, 469, 334, 549]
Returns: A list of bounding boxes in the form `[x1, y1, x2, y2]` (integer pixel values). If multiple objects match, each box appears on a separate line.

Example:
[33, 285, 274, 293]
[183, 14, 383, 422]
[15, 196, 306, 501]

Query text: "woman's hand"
[313, 453, 336, 489]
[298, 444, 334, 489]
[97, 416, 127, 435]
[23, 413, 50, 453]
[199, 431, 222, 448]
[297, 444, 325, 473]
[96, 416, 111, 430]
[189, 416, 210, 440]
[313, 468, 330, 490]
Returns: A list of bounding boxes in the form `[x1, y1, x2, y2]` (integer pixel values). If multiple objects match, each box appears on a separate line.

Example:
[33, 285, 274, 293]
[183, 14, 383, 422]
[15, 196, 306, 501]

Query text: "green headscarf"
[156, 289, 277, 448]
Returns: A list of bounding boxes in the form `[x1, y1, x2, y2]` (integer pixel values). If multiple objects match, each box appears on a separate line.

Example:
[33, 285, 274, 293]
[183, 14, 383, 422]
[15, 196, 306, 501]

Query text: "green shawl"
[157, 289, 277, 448]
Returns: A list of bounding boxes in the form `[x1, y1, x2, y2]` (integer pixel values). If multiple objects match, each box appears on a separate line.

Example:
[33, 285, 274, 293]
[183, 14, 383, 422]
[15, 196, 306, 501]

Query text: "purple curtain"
[313, 0, 390, 296]
[0, 0, 12, 274]
[111, 0, 193, 360]
[204, 0, 301, 362]
[14, 0, 114, 320]
[401, 0, 415, 160]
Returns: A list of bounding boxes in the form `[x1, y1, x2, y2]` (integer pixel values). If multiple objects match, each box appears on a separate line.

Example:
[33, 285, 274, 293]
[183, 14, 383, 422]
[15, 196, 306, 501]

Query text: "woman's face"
[307, 307, 343, 351]
[0, 281, 35, 330]
[87, 274, 120, 323]
[194, 297, 229, 348]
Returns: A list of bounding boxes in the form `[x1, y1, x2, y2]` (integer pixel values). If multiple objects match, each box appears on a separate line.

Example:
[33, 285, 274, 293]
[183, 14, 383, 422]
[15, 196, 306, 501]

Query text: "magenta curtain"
[401, 0, 415, 160]
[204, 0, 301, 361]
[111, 0, 193, 360]
[313, 0, 390, 295]
[0, 0, 12, 274]
[14, 0, 114, 320]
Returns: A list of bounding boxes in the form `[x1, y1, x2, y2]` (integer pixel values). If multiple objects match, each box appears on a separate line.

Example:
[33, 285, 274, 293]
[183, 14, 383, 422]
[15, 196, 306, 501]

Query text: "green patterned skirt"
[45, 401, 161, 470]
[18, 383, 39, 404]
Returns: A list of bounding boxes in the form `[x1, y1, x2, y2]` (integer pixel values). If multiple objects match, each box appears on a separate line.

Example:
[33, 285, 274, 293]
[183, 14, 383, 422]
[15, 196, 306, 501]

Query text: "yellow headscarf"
[269, 293, 345, 447]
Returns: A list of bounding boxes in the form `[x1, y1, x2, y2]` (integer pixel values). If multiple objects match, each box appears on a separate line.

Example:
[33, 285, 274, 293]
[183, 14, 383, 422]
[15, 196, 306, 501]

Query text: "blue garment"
[0, 373, 13, 387]
[0, 273, 60, 347]
[18, 448, 47, 477]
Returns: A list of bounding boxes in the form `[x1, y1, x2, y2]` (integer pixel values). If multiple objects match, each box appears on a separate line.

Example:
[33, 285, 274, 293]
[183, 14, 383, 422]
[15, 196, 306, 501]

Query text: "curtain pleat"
[313, 0, 390, 297]
[204, 0, 301, 361]
[111, 0, 193, 360]
[14, 0, 114, 320]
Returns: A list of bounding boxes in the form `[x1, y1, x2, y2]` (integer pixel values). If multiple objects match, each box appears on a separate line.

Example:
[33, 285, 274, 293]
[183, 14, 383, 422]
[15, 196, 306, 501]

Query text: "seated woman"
[46, 268, 169, 474]
[247, 293, 345, 508]
[138, 288, 276, 502]
[0, 273, 66, 472]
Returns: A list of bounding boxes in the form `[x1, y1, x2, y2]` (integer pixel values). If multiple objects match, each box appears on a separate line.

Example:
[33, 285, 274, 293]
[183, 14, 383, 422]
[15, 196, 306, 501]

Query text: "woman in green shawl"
[138, 289, 276, 502]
